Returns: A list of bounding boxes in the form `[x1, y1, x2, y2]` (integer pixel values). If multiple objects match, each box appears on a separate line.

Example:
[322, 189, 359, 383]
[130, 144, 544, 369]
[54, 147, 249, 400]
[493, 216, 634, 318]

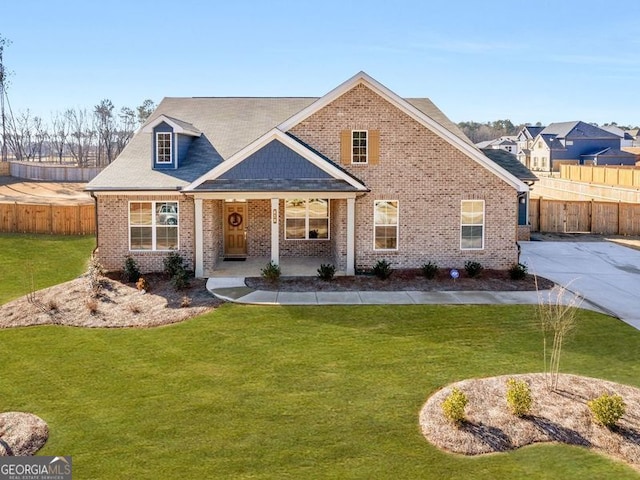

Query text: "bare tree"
[137, 99, 155, 125]
[66, 108, 95, 167]
[94, 99, 115, 166]
[0, 34, 11, 163]
[33, 115, 48, 161]
[115, 106, 136, 157]
[50, 111, 70, 164]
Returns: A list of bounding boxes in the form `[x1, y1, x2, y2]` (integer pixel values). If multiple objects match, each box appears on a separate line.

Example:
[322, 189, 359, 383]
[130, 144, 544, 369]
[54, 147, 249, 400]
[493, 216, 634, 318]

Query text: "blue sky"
[2, 0, 640, 126]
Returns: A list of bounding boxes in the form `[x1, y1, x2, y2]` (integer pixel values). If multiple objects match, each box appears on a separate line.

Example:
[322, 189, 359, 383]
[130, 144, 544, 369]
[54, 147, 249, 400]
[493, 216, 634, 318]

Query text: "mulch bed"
[246, 269, 555, 292]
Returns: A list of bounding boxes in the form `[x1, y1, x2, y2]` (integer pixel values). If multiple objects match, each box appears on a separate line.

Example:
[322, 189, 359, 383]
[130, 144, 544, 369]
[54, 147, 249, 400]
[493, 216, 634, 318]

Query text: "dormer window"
[156, 132, 172, 164]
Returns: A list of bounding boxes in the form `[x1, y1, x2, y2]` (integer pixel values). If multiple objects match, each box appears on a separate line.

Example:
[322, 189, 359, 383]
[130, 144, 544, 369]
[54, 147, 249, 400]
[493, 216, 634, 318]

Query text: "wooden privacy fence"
[561, 165, 640, 188]
[9, 161, 103, 181]
[0, 203, 95, 235]
[530, 198, 640, 235]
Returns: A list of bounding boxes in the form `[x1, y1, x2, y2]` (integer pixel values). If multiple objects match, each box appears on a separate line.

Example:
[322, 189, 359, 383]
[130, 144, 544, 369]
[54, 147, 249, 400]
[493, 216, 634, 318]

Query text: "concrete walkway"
[206, 277, 605, 313]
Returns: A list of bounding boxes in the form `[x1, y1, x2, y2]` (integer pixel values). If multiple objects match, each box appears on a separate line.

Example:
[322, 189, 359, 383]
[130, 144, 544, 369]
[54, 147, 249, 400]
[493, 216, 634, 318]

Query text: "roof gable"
[279, 71, 528, 193]
[542, 121, 619, 140]
[141, 114, 201, 136]
[185, 129, 367, 192]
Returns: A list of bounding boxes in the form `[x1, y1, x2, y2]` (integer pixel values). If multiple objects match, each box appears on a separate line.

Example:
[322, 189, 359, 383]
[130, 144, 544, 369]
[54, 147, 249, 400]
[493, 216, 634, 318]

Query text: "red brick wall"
[95, 194, 194, 273]
[289, 84, 519, 270]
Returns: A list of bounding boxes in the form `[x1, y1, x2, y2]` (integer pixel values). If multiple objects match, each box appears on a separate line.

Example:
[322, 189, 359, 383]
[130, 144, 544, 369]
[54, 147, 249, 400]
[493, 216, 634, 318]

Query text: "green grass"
[1, 304, 638, 479]
[0, 233, 94, 304]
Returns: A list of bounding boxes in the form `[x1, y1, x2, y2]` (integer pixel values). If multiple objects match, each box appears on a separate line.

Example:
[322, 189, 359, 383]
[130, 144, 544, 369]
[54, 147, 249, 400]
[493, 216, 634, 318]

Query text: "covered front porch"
[208, 256, 346, 278]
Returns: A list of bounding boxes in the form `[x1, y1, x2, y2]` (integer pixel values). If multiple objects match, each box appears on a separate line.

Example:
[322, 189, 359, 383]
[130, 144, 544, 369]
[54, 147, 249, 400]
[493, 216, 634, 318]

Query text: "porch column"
[346, 197, 355, 275]
[271, 198, 279, 265]
[194, 198, 204, 278]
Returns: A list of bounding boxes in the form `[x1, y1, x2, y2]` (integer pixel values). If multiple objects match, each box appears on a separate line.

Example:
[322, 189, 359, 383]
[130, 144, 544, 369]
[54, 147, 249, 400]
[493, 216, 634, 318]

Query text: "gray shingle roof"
[481, 148, 538, 183]
[194, 178, 359, 192]
[541, 121, 619, 139]
[88, 95, 475, 191]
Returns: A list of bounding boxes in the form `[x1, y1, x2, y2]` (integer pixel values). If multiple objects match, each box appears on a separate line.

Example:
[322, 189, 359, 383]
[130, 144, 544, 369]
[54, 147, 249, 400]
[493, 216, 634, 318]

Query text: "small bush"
[464, 260, 484, 278]
[442, 387, 468, 425]
[122, 256, 141, 283]
[47, 299, 59, 312]
[509, 263, 528, 280]
[171, 268, 191, 290]
[261, 261, 281, 281]
[506, 378, 532, 417]
[421, 261, 439, 279]
[136, 277, 149, 292]
[180, 296, 192, 308]
[163, 251, 185, 278]
[86, 298, 98, 315]
[317, 263, 336, 281]
[588, 393, 626, 428]
[372, 259, 393, 280]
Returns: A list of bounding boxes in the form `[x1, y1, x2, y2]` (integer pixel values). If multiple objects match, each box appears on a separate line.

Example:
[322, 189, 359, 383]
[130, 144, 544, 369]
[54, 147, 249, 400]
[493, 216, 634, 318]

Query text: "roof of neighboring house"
[538, 134, 565, 150]
[541, 121, 619, 139]
[481, 148, 538, 183]
[475, 136, 516, 148]
[521, 125, 545, 138]
[581, 147, 638, 158]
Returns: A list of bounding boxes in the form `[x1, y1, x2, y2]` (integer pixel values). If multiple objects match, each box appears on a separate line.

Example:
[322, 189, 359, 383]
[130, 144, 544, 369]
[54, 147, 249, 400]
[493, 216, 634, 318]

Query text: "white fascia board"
[279, 71, 529, 193]
[184, 129, 367, 192]
[141, 115, 201, 137]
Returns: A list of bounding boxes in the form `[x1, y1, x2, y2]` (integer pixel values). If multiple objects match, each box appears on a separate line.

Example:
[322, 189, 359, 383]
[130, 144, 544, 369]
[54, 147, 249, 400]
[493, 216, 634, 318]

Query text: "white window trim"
[460, 200, 485, 250]
[156, 132, 173, 164]
[352, 130, 368, 164]
[128, 200, 180, 251]
[284, 198, 330, 241]
[373, 199, 399, 251]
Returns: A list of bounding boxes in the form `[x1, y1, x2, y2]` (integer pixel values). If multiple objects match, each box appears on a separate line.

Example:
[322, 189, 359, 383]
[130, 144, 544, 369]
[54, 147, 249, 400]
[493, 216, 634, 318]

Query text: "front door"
[224, 202, 247, 256]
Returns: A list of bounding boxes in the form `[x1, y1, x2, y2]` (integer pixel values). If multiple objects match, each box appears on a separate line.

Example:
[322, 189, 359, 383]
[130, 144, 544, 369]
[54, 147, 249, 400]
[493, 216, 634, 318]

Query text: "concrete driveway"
[519, 241, 640, 330]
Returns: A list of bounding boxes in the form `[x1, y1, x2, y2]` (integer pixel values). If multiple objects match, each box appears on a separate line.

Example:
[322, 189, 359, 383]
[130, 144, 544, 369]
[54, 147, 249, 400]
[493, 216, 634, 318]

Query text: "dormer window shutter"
[369, 130, 380, 165]
[340, 130, 351, 165]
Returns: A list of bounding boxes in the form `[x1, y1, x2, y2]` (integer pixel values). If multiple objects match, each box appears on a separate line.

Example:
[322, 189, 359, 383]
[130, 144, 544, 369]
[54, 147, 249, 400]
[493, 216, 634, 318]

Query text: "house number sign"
[228, 212, 243, 227]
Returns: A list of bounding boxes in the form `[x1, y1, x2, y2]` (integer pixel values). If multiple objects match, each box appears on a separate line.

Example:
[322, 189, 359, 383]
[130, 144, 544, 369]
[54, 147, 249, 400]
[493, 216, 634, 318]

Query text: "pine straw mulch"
[0, 272, 223, 329]
[0, 412, 48, 456]
[247, 269, 555, 292]
[420, 373, 640, 471]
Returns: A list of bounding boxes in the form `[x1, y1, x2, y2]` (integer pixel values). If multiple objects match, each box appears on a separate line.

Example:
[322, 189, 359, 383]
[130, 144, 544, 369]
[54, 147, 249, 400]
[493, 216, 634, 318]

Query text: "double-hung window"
[156, 132, 172, 164]
[285, 198, 329, 240]
[129, 201, 179, 251]
[352, 130, 368, 163]
[460, 200, 484, 250]
[374, 200, 398, 250]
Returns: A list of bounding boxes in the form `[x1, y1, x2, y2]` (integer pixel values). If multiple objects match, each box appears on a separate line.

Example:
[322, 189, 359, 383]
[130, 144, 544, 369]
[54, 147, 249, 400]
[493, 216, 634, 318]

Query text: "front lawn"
[1, 304, 638, 479]
[0, 233, 94, 305]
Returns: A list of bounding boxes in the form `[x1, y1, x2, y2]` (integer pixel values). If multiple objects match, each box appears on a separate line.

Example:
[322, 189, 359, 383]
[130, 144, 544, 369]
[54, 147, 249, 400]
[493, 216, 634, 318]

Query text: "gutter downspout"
[90, 192, 99, 257]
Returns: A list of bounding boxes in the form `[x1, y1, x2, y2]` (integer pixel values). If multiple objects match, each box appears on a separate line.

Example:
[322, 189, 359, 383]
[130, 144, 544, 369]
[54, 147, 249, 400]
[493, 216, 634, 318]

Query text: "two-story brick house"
[86, 72, 530, 277]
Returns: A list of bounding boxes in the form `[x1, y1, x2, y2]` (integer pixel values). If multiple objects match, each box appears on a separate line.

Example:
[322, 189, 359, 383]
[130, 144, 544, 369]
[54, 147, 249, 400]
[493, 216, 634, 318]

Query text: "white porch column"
[194, 198, 204, 278]
[346, 197, 355, 275]
[270, 198, 279, 265]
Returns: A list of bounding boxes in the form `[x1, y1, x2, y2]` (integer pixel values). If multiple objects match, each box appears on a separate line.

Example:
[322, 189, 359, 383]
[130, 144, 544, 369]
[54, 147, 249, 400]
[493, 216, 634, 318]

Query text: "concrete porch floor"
[207, 256, 343, 278]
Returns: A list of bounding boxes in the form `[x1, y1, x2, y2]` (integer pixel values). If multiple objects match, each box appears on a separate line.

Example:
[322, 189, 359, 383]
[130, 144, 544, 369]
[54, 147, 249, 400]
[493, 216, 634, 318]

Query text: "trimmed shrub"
[588, 393, 626, 428]
[372, 259, 393, 280]
[122, 256, 141, 283]
[464, 260, 484, 278]
[171, 268, 190, 290]
[163, 251, 185, 278]
[317, 263, 336, 281]
[506, 378, 532, 417]
[421, 261, 439, 279]
[442, 387, 468, 425]
[509, 263, 528, 280]
[261, 261, 281, 281]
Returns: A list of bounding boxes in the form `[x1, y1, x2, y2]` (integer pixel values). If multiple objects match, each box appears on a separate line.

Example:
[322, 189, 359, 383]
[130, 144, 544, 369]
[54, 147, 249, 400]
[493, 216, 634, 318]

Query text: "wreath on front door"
[228, 212, 243, 227]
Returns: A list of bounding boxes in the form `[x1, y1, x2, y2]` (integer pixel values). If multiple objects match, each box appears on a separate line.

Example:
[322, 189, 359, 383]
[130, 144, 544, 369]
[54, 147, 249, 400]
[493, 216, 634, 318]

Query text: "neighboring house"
[86, 72, 529, 277]
[515, 125, 545, 169]
[475, 136, 518, 154]
[580, 147, 638, 166]
[528, 121, 621, 173]
[600, 125, 634, 148]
